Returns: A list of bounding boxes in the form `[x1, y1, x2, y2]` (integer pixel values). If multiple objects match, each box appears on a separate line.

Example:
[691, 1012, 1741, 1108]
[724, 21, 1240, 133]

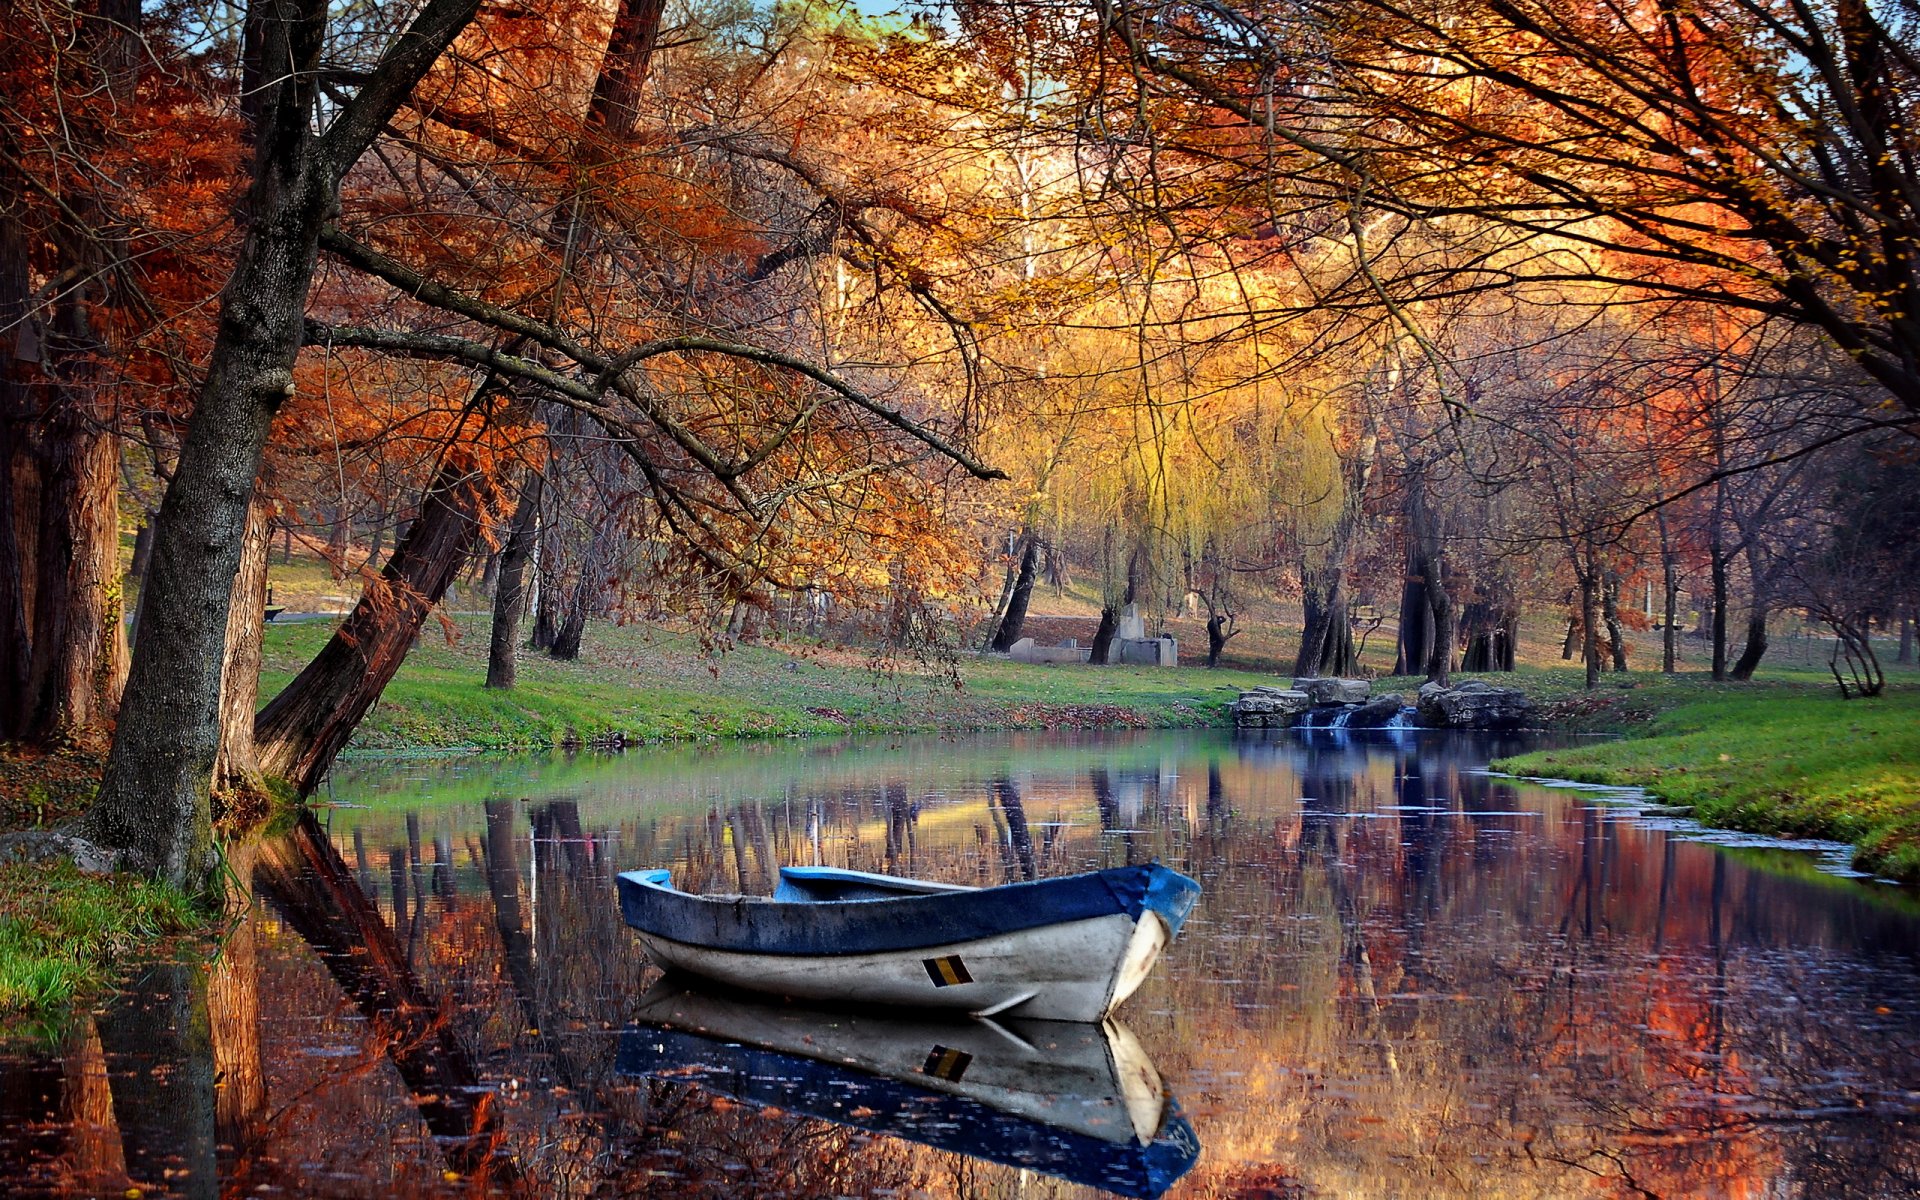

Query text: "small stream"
[3, 727, 1917, 1198]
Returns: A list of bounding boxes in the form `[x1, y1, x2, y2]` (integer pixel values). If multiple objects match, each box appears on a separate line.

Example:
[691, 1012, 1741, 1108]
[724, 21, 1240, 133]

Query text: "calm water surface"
[4, 728, 1918, 1198]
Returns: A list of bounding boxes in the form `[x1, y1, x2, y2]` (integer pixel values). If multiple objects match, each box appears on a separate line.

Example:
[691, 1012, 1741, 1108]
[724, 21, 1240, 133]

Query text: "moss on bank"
[1496, 689, 1920, 883]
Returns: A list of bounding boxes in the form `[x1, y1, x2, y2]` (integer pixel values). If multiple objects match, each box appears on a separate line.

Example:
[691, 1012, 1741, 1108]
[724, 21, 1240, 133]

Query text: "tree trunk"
[1581, 546, 1601, 690]
[531, 510, 560, 650]
[549, 505, 613, 661]
[1709, 485, 1729, 681]
[1729, 607, 1769, 681]
[988, 533, 1039, 652]
[1900, 610, 1915, 665]
[1656, 505, 1679, 674]
[1424, 565, 1453, 686]
[90, 0, 485, 885]
[254, 458, 492, 795]
[1205, 613, 1230, 667]
[1601, 569, 1628, 672]
[0, 208, 33, 737]
[1088, 603, 1117, 665]
[1395, 563, 1428, 676]
[485, 473, 541, 689]
[24, 392, 126, 743]
[1295, 576, 1351, 677]
[213, 496, 272, 802]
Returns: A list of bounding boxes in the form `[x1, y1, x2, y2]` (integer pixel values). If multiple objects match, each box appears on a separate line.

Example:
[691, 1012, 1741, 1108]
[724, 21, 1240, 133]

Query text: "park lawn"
[259, 614, 1276, 752]
[1496, 687, 1920, 883]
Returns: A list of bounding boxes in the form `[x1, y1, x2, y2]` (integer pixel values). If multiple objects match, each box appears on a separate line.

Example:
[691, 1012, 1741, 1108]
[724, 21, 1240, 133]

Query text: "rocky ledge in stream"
[1230, 676, 1534, 730]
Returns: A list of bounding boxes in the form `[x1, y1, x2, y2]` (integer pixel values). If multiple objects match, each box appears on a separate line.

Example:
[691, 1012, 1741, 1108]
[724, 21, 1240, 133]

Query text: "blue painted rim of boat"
[616, 863, 1201, 957]
[616, 1023, 1201, 1199]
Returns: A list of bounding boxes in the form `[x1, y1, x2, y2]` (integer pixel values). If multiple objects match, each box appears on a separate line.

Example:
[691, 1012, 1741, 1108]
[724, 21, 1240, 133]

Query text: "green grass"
[261, 615, 1275, 753]
[0, 863, 198, 1035]
[1496, 688, 1920, 883]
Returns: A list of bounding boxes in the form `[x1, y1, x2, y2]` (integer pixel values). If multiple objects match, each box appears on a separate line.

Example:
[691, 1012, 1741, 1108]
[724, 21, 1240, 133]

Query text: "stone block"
[1231, 688, 1312, 727]
[1416, 679, 1533, 728]
[1292, 677, 1371, 705]
[1115, 636, 1177, 666]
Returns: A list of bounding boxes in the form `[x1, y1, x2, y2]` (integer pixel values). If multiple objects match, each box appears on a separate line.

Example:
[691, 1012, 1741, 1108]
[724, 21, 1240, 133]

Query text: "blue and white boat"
[615, 863, 1201, 1022]
[617, 985, 1201, 1199]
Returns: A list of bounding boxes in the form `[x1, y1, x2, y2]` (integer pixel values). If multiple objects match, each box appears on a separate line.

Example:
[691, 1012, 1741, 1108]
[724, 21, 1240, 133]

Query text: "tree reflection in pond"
[3, 729, 1917, 1197]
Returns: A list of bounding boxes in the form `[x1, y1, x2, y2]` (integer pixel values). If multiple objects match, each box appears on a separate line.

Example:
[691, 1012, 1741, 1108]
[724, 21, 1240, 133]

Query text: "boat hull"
[631, 907, 1168, 1022]
[616, 862, 1199, 1021]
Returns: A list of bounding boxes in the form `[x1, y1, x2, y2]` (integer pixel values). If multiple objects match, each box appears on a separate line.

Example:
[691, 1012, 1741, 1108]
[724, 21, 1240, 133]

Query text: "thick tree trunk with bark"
[1459, 599, 1516, 672]
[213, 497, 272, 800]
[1296, 425, 1376, 677]
[23, 354, 127, 743]
[1395, 564, 1429, 677]
[0, 212, 32, 736]
[89, 0, 484, 885]
[254, 458, 492, 795]
[988, 533, 1039, 652]
[485, 473, 541, 689]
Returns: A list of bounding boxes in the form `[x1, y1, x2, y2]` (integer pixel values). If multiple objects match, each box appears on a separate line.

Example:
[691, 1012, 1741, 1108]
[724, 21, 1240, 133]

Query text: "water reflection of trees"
[9, 732, 1920, 1197]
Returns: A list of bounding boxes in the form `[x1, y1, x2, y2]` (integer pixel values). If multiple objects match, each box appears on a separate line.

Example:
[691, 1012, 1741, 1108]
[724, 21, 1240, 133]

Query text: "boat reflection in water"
[617, 984, 1201, 1199]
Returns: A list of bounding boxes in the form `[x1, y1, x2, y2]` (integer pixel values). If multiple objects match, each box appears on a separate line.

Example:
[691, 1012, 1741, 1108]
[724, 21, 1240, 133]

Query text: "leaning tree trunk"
[549, 508, 615, 661]
[254, 458, 494, 795]
[485, 472, 541, 689]
[988, 533, 1040, 653]
[89, 0, 484, 885]
[212, 496, 272, 802]
[1729, 607, 1769, 681]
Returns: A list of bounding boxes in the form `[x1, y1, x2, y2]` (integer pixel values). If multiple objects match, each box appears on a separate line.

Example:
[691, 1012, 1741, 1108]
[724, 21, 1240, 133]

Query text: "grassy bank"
[0, 862, 196, 1034]
[1496, 688, 1920, 883]
[0, 748, 202, 1037]
[261, 615, 1275, 751]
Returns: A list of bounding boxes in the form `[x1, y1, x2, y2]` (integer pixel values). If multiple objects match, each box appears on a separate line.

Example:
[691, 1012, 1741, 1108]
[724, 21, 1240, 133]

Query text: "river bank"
[5, 621, 1914, 1032]
[1497, 688, 1920, 884]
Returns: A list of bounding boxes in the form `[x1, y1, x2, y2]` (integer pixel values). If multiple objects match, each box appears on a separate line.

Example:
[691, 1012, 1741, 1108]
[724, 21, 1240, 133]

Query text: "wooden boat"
[615, 862, 1201, 1022]
[617, 984, 1201, 1199]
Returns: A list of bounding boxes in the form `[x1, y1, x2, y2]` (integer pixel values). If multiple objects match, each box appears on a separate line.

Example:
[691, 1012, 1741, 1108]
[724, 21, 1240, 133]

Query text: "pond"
[4, 728, 1918, 1198]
